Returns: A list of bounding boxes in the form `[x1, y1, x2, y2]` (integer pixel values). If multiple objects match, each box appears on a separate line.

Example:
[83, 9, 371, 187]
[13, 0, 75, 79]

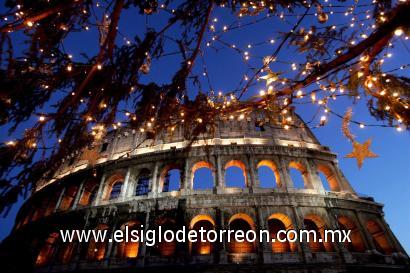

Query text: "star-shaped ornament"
[260, 70, 280, 86]
[345, 139, 378, 169]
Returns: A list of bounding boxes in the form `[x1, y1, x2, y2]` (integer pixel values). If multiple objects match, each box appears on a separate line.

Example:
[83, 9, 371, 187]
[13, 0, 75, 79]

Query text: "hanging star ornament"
[345, 139, 378, 169]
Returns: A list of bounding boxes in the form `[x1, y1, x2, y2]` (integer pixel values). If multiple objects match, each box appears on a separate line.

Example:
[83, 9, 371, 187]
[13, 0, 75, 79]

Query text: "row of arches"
[35, 213, 395, 267]
[18, 159, 346, 227]
[97, 159, 344, 204]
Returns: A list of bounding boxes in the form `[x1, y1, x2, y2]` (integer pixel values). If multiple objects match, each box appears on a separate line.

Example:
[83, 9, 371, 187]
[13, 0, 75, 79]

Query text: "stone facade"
[3, 113, 409, 273]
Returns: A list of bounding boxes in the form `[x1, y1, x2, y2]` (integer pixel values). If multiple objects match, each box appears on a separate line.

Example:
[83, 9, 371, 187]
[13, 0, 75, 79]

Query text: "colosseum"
[2, 111, 409, 273]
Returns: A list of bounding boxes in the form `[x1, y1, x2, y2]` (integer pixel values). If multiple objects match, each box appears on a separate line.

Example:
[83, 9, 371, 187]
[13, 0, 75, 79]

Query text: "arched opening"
[36, 232, 59, 267]
[43, 190, 61, 217]
[117, 221, 140, 258]
[268, 213, 297, 253]
[57, 241, 76, 264]
[225, 160, 247, 188]
[189, 215, 216, 255]
[154, 218, 177, 257]
[108, 180, 123, 200]
[59, 185, 79, 211]
[135, 169, 151, 196]
[317, 164, 341, 192]
[338, 216, 366, 252]
[227, 214, 256, 253]
[161, 165, 181, 192]
[192, 161, 214, 190]
[303, 214, 333, 252]
[87, 224, 108, 261]
[257, 160, 281, 188]
[79, 180, 98, 206]
[366, 220, 394, 254]
[102, 173, 125, 201]
[289, 161, 310, 189]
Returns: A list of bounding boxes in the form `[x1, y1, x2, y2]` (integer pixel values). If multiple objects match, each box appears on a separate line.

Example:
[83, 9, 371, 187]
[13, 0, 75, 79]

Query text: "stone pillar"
[290, 205, 311, 262]
[378, 216, 406, 254]
[150, 162, 159, 197]
[257, 207, 271, 263]
[353, 211, 377, 251]
[182, 158, 190, 193]
[325, 207, 354, 263]
[246, 154, 257, 190]
[333, 162, 355, 194]
[104, 219, 119, 264]
[215, 155, 224, 193]
[305, 159, 325, 193]
[139, 211, 151, 264]
[93, 173, 107, 206]
[278, 158, 293, 190]
[217, 209, 228, 264]
[54, 187, 66, 212]
[71, 180, 85, 210]
[121, 167, 132, 201]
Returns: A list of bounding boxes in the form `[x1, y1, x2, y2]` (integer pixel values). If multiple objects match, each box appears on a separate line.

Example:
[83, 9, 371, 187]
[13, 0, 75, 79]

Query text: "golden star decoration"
[345, 139, 378, 169]
[260, 70, 279, 86]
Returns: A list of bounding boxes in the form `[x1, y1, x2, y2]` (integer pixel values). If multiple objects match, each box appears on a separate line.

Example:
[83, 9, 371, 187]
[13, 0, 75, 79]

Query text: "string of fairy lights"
[1, 0, 409, 160]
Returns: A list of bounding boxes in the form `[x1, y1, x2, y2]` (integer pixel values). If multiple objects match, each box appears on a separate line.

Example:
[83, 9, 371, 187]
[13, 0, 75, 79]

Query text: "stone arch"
[160, 163, 182, 192]
[103, 173, 125, 200]
[303, 214, 333, 252]
[317, 164, 341, 192]
[57, 234, 77, 264]
[227, 213, 256, 253]
[289, 161, 312, 189]
[366, 220, 394, 254]
[337, 216, 366, 252]
[79, 179, 99, 206]
[224, 160, 247, 188]
[257, 160, 281, 188]
[189, 214, 216, 255]
[154, 218, 177, 257]
[116, 220, 141, 258]
[268, 213, 297, 252]
[135, 168, 151, 196]
[87, 224, 109, 261]
[192, 161, 214, 190]
[59, 184, 79, 211]
[35, 232, 59, 267]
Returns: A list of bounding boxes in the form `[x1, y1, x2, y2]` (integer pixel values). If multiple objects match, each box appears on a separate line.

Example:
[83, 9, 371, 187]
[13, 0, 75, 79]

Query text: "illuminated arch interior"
[317, 164, 341, 192]
[257, 160, 281, 188]
[225, 160, 247, 188]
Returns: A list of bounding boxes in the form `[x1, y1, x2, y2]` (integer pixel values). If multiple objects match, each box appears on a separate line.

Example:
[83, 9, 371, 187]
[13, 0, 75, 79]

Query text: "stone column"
[182, 158, 190, 194]
[71, 180, 85, 210]
[290, 205, 311, 262]
[149, 162, 159, 197]
[215, 155, 224, 193]
[257, 207, 271, 263]
[121, 167, 132, 201]
[353, 211, 377, 251]
[54, 187, 66, 212]
[139, 211, 151, 265]
[104, 219, 119, 264]
[93, 173, 107, 206]
[333, 162, 355, 194]
[325, 207, 354, 263]
[378, 216, 406, 254]
[305, 159, 325, 193]
[278, 158, 293, 190]
[246, 154, 257, 191]
[217, 209, 228, 264]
